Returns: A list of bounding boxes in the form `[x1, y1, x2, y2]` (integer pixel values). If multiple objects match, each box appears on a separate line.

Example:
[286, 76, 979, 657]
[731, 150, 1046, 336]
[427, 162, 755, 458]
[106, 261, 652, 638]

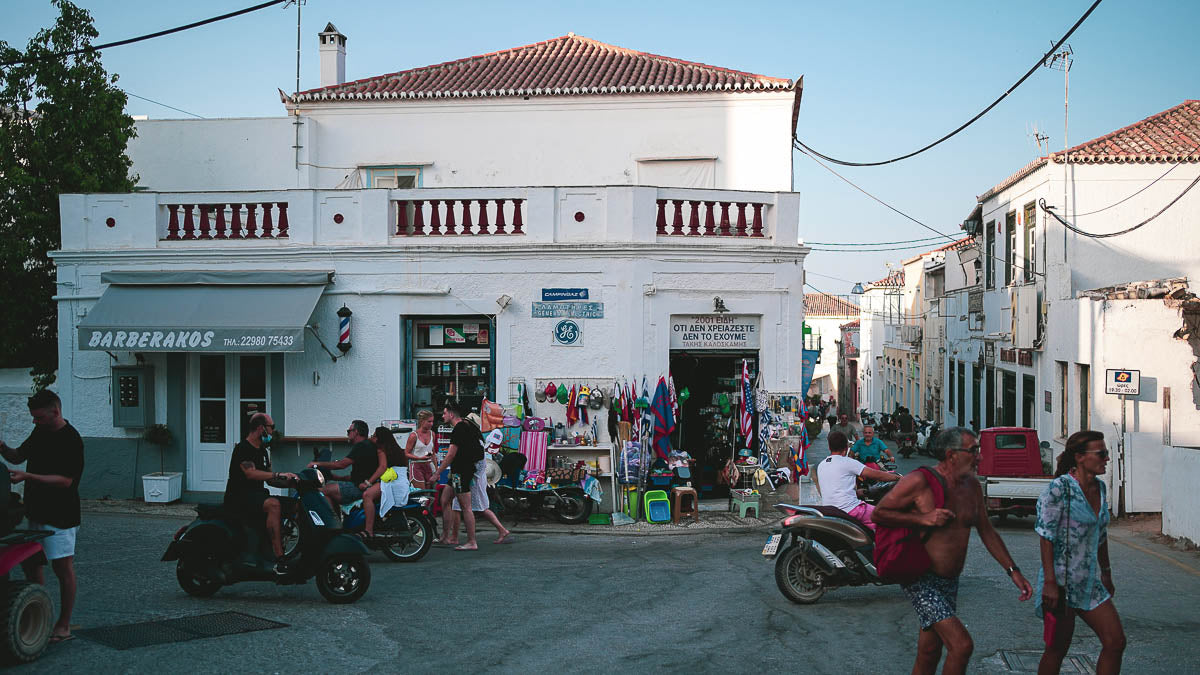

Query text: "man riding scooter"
[813, 431, 900, 530]
[894, 406, 918, 457]
[223, 413, 297, 574]
[850, 425, 894, 468]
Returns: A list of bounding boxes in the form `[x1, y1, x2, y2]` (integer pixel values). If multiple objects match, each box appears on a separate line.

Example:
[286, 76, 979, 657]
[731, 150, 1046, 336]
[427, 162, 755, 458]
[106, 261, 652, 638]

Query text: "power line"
[792, 0, 1104, 167]
[1070, 152, 1197, 217]
[804, 282, 935, 321]
[809, 240, 957, 253]
[1038, 170, 1200, 239]
[124, 90, 204, 119]
[0, 0, 287, 67]
[806, 270, 857, 284]
[806, 234, 947, 246]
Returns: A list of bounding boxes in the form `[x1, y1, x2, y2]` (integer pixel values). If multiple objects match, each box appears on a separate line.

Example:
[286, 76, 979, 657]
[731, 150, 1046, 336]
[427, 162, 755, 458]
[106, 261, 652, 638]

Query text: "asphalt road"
[16, 498, 1200, 674]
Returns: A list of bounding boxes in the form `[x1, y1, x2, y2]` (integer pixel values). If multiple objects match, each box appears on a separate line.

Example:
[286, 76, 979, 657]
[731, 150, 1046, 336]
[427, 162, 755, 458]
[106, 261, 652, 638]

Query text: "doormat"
[998, 649, 1096, 673]
[76, 611, 288, 651]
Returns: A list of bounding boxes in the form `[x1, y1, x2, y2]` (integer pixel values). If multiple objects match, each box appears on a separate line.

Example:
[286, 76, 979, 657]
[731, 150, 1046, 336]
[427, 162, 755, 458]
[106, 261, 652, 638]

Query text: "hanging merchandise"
[556, 383, 569, 405]
[678, 387, 691, 404]
[566, 385, 578, 426]
[718, 392, 732, 416]
[589, 387, 604, 410]
[577, 385, 590, 408]
[650, 376, 676, 460]
[521, 383, 532, 419]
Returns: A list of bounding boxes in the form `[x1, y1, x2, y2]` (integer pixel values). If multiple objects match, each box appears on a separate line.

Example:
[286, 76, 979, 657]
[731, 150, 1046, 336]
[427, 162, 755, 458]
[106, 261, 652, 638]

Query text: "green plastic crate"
[588, 513, 612, 525]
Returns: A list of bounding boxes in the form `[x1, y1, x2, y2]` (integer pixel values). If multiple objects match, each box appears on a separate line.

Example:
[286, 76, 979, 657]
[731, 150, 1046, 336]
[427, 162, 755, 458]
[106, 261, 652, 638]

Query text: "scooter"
[0, 468, 53, 664]
[162, 468, 372, 604]
[920, 422, 942, 457]
[858, 409, 875, 426]
[341, 489, 438, 562]
[762, 480, 898, 604]
[494, 453, 592, 524]
[897, 431, 919, 458]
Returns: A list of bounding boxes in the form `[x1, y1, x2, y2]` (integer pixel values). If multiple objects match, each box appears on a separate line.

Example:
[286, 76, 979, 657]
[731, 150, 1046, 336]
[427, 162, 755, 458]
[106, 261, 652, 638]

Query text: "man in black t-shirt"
[431, 400, 484, 550]
[223, 412, 296, 573]
[309, 419, 379, 507]
[0, 389, 85, 643]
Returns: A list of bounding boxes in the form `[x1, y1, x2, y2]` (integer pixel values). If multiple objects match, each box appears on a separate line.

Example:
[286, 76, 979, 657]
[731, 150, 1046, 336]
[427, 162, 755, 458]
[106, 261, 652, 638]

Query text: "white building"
[51, 29, 809, 504]
[801, 293, 859, 399]
[856, 268, 905, 416]
[943, 100, 1200, 534]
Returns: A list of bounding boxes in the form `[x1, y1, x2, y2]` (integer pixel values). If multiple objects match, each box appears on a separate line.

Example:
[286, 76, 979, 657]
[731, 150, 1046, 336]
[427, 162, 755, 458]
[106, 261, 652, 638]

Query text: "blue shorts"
[901, 572, 960, 630]
[334, 481, 363, 502]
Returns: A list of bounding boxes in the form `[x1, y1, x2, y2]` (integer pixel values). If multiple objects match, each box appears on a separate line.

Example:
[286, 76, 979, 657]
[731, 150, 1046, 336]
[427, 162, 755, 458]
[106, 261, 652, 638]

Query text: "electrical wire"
[792, 0, 1104, 167]
[806, 234, 947, 246]
[1069, 151, 1198, 217]
[0, 0, 287, 67]
[804, 282, 936, 322]
[124, 90, 204, 118]
[1038, 169, 1200, 238]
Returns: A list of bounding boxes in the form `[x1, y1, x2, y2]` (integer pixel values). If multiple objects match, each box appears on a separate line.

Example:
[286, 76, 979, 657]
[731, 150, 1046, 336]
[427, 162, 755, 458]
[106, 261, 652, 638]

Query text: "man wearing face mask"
[223, 412, 296, 575]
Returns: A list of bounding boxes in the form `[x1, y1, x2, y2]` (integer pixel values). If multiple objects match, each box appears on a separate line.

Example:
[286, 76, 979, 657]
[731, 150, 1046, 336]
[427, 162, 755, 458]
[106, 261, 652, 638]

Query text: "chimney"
[318, 22, 347, 88]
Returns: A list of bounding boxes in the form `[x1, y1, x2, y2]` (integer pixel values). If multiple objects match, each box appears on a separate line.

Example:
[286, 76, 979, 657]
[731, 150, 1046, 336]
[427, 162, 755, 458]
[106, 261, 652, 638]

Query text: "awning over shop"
[78, 270, 333, 353]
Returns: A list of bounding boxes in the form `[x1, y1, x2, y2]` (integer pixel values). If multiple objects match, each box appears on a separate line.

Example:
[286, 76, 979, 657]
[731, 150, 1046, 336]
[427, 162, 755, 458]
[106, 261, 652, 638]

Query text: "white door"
[187, 355, 270, 492]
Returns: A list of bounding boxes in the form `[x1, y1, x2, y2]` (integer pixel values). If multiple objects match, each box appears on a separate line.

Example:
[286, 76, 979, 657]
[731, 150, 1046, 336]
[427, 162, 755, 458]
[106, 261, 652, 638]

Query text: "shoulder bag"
[873, 466, 947, 584]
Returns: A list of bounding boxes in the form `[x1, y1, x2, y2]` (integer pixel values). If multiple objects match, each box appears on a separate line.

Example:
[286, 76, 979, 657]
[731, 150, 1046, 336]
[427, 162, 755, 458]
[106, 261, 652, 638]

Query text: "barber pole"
[336, 305, 353, 353]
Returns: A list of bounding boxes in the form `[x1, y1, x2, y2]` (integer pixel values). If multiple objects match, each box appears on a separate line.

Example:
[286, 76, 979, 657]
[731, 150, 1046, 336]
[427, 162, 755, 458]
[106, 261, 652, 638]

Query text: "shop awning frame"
[78, 270, 334, 353]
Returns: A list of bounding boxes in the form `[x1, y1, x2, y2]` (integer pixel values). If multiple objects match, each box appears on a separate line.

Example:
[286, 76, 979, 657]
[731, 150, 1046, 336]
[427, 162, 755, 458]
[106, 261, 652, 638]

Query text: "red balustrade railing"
[656, 199, 766, 238]
[164, 203, 289, 240]
[394, 198, 525, 236]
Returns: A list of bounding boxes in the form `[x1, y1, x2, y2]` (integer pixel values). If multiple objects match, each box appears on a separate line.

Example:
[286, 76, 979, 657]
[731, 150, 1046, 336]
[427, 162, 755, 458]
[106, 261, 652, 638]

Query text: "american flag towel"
[519, 429, 549, 472]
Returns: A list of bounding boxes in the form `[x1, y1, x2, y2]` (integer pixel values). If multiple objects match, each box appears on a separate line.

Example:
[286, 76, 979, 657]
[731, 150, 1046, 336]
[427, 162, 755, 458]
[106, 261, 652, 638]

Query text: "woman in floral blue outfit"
[1035, 430, 1126, 674]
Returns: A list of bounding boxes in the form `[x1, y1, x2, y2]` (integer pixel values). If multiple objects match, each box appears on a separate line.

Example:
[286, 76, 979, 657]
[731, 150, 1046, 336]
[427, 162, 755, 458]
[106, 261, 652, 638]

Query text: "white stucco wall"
[1162, 445, 1200, 545]
[806, 316, 856, 397]
[127, 92, 795, 194]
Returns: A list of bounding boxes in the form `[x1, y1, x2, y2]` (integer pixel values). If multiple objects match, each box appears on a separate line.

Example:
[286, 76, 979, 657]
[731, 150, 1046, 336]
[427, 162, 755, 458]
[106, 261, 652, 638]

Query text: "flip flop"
[453, 545, 478, 551]
[49, 634, 75, 644]
[494, 534, 515, 544]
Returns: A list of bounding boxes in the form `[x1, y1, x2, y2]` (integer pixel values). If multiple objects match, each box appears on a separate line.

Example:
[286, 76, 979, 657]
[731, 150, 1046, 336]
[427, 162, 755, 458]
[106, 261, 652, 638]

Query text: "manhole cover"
[77, 611, 288, 650]
[999, 649, 1096, 673]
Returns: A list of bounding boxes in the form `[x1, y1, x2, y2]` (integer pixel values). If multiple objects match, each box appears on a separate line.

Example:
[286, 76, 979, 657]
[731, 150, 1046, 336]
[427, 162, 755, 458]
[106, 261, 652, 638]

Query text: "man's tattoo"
[240, 460, 255, 471]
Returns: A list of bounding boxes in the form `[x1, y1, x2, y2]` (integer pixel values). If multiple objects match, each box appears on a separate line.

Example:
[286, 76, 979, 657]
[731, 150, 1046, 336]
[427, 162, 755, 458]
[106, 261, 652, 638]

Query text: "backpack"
[873, 466, 947, 584]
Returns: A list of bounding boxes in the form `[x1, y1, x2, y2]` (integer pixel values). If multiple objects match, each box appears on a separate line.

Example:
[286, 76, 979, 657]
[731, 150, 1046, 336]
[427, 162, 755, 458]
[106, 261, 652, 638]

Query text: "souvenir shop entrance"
[668, 350, 757, 500]
[405, 316, 496, 417]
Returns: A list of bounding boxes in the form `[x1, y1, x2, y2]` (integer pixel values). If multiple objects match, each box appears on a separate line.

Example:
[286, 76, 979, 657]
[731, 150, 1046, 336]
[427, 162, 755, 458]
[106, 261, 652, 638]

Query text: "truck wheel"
[1, 581, 52, 664]
[774, 545, 827, 604]
[317, 555, 371, 604]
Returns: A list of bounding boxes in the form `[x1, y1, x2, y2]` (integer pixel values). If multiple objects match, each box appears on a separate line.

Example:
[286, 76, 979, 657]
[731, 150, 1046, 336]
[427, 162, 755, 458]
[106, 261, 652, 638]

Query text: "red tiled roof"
[804, 293, 860, 317]
[1052, 100, 1200, 164]
[840, 319, 860, 330]
[870, 268, 905, 288]
[979, 101, 1200, 201]
[930, 235, 976, 254]
[292, 34, 793, 102]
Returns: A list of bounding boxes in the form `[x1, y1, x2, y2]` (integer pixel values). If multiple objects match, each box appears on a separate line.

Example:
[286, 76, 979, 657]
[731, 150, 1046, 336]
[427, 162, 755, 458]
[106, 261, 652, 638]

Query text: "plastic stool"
[732, 500, 759, 518]
[671, 487, 699, 524]
[643, 490, 671, 523]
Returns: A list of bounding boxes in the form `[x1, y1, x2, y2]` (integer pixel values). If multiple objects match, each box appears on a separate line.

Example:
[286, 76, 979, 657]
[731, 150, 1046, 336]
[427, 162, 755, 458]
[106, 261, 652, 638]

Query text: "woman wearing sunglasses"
[1035, 430, 1126, 674]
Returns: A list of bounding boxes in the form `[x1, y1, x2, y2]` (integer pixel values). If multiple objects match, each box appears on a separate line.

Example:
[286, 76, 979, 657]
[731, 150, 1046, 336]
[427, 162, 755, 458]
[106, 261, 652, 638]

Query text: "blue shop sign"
[541, 288, 589, 301]
[532, 301, 604, 319]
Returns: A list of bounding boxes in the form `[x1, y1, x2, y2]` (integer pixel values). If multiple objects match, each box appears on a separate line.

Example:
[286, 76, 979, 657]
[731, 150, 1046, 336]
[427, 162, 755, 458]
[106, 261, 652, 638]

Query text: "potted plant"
[141, 424, 182, 503]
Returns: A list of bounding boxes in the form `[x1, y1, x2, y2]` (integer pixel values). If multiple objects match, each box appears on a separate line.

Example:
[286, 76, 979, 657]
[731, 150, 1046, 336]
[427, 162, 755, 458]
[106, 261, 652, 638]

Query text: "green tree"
[0, 0, 137, 385]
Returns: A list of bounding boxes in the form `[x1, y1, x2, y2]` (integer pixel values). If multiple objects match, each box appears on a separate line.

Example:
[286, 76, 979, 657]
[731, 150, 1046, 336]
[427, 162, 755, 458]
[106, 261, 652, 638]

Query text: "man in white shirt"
[815, 430, 900, 531]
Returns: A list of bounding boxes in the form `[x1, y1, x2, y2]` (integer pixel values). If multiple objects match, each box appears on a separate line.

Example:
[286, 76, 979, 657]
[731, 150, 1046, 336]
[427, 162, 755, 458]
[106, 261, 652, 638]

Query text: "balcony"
[59, 186, 800, 252]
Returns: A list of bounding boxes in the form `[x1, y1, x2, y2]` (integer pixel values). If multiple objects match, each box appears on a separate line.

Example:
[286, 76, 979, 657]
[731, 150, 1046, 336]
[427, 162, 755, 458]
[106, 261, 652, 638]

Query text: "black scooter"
[494, 453, 592, 524]
[162, 468, 372, 604]
[761, 480, 897, 604]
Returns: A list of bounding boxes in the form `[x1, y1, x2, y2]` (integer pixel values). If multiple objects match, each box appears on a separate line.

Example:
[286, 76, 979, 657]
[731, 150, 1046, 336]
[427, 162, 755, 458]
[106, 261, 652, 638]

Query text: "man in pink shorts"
[814, 431, 900, 530]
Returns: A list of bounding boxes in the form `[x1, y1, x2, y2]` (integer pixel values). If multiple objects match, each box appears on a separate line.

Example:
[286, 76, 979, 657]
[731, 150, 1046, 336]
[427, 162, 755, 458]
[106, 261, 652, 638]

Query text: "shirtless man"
[873, 426, 1033, 675]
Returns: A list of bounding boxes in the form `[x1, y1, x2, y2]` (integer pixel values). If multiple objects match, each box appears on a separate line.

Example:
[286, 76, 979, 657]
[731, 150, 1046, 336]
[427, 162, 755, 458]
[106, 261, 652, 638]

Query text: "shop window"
[199, 355, 226, 444]
[411, 318, 494, 416]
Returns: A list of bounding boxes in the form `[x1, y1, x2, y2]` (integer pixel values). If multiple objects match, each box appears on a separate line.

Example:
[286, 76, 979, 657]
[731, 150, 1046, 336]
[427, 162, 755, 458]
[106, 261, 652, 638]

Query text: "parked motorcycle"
[762, 480, 898, 604]
[341, 489, 438, 562]
[495, 453, 592, 524]
[0, 467, 53, 664]
[162, 468, 372, 604]
[920, 422, 942, 457]
[858, 409, 875, 426]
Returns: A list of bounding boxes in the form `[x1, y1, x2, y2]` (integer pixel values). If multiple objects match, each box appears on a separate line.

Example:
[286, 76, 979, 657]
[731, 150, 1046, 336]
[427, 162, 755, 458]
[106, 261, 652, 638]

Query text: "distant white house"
[802, 293, 858, 400]
[943, 100, 1200, 537]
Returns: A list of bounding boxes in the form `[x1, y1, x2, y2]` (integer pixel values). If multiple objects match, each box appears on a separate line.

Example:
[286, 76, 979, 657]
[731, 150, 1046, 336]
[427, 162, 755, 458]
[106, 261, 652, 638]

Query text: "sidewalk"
[82, 433, 832, 536]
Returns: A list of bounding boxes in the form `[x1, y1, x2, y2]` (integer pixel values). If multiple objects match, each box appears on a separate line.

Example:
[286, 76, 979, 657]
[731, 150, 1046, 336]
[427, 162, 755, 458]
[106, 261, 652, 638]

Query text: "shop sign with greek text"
[670, 314, 761, 350]
[532, 301, 604, 319]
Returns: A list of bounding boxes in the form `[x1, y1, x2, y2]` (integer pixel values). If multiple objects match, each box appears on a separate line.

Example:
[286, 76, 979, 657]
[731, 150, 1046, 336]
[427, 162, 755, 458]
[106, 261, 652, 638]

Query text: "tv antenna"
[1027, 122, 1050, 156]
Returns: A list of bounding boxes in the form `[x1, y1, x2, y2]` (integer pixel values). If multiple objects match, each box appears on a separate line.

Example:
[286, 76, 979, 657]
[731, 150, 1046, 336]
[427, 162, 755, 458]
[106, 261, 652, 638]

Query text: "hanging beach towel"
[519, 429, 549, 472]
[566, 385, 578, 425]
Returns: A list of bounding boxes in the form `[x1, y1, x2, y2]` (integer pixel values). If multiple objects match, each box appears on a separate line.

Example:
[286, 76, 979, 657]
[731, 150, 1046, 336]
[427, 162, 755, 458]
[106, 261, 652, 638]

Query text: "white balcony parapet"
[58, 186, 801, 251]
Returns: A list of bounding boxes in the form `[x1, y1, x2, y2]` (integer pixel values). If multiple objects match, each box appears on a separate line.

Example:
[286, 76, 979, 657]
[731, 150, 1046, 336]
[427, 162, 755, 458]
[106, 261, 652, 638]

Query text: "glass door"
[187, 355, 269, 492]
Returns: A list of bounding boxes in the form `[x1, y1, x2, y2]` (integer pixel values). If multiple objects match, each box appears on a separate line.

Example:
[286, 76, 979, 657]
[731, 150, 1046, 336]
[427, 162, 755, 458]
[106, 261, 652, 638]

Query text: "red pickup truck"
[977, 427, 1053, 518]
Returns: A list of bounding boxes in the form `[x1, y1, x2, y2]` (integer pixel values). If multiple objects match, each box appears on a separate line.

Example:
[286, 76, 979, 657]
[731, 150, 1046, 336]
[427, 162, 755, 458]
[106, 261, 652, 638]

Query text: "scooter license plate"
[761, 533, 782, 557]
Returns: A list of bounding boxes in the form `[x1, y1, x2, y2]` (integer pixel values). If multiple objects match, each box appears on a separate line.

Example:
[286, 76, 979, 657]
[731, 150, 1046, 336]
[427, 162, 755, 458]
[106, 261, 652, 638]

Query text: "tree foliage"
[0, 0, 137, 385]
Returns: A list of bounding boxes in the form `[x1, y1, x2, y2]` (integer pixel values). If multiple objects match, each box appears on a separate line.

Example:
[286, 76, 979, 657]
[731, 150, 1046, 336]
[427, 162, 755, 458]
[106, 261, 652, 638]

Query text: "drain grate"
[76, 611, 288, 650]
[999, 649, 1097, 673]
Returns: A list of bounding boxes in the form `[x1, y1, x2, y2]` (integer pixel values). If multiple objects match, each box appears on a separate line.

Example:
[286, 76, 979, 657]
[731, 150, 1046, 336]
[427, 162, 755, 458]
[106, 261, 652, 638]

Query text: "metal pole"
[1118, 393, 1126, 516]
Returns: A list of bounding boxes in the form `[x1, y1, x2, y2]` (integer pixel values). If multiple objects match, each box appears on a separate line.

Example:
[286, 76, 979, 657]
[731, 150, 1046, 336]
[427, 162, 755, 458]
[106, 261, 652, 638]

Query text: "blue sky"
[3, 0, 1198, 293]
